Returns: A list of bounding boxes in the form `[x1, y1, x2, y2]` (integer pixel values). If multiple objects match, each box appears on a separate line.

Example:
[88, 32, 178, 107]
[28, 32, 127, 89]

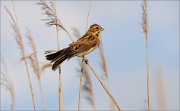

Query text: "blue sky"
[1, 1, 179, 110]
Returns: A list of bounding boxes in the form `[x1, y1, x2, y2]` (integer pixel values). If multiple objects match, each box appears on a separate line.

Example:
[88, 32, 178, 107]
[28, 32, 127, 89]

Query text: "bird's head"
[88, 24, 104, 36]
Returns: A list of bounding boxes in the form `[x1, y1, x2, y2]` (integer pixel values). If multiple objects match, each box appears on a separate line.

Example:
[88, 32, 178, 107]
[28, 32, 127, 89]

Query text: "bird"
[45, 24, 104, 71]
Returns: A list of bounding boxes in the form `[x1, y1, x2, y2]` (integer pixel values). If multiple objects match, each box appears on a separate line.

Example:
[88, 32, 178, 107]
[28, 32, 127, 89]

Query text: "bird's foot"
[82, 57, 88, 64]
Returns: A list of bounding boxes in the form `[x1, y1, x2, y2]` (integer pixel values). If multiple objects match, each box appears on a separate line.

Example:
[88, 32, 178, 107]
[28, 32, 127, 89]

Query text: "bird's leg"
[82, 56, 88, 64]
[84, 59, 88, 64]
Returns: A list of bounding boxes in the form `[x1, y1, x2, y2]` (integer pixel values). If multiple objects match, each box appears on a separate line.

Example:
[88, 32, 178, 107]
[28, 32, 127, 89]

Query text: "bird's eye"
[96, 27, 99, 29]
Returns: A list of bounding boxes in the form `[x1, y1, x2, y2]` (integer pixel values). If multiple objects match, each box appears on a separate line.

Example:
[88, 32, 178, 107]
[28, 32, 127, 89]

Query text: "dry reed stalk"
[51, 1, 63, 110]
[27, 32, 52, 111]
[5, 6, 37, 111]
[37, 1, 74, 110]
[85, 61, 121, 110]
[155, 68, 167, 110]
[142, 0, 150, 110]
[78, 62, 83, 111]
[53, 2, 63, 110]
[1, 57, 15, 110]
[38, 81, 46, 111]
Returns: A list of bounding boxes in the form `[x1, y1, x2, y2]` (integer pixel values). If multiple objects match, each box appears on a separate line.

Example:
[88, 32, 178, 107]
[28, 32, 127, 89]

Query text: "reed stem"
[85, 61, 121, 111]
[24, 59, 37, 111]
[78, 63, 83, 111]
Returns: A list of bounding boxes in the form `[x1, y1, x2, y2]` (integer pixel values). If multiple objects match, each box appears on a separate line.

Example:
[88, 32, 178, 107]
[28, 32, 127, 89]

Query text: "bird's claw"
[82, 57, 88, 64]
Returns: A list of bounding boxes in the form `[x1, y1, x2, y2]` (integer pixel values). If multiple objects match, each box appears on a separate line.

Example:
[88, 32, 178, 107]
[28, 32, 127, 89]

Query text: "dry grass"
[26, 31, 52, 79]
[5, 6, 37, 111]
[1, 57, 15, 110]
[142, 0, 150, 110]
[37, 1, 74, 110]
[26, 31, 52, 111]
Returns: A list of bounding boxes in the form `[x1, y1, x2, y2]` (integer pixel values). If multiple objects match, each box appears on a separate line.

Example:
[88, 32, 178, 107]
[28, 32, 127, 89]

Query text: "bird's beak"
[101, 28, 104, 31]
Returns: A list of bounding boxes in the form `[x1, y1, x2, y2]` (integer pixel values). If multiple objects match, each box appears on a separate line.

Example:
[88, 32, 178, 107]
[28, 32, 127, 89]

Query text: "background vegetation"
[1, 0, 179, 110]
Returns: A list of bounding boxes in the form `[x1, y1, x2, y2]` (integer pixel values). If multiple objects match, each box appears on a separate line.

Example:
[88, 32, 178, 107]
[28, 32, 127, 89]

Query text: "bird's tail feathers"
[45, 48, 69, 71]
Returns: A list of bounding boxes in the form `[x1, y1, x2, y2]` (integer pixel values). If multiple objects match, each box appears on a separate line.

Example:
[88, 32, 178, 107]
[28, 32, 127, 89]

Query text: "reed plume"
[1, 57, 15, 110]
[5, 6, 37, 110]
[142, 0, 150, 110]
[37, 0, 73, 42]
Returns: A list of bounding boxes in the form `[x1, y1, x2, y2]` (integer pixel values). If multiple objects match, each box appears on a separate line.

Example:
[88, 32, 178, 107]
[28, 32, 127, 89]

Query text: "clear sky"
[1, 1, 179, 110]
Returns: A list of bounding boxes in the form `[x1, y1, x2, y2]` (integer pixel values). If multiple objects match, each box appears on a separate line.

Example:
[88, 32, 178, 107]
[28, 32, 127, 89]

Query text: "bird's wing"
[68, 36, 100, 57]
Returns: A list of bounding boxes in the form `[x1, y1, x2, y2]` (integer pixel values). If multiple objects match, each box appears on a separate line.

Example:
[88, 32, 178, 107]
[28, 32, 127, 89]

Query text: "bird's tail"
[45, 48, 70, 71]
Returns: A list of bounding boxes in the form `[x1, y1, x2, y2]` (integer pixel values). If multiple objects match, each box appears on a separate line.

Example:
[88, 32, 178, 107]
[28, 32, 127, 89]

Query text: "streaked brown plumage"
[45, 24, 104, 71]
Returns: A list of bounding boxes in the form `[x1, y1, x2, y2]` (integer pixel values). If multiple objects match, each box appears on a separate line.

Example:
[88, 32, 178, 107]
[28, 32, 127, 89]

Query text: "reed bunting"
[45, 24, 104, 71]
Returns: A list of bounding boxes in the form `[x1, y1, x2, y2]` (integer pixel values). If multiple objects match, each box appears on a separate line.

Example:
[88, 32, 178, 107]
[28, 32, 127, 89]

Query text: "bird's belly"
[77, 45, 98, 57]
